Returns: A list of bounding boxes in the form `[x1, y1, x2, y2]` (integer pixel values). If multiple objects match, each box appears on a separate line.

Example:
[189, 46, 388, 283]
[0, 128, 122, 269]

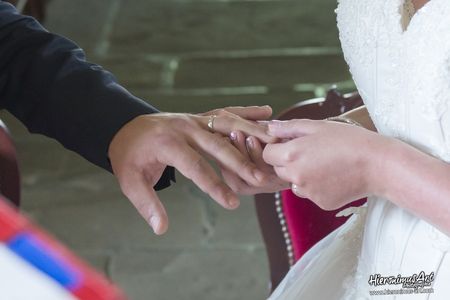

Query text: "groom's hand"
[108, 107, 273, 235]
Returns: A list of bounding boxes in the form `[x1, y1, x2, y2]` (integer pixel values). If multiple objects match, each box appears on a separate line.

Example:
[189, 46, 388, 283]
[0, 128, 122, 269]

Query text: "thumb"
[267, 119, 317, 139]
[144, 187, 169, 235]
[120, 172, 169, 235]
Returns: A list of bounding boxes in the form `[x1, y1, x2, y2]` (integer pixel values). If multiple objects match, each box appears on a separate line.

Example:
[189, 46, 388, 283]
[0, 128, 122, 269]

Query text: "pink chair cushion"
[281, 190, 366, 261]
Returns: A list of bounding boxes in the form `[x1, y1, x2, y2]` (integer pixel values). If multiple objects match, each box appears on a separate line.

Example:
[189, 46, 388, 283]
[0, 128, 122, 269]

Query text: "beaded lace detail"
[337, 0, 450, 298]
[337, 0, 450, 146]
[268, 1, 450, 299]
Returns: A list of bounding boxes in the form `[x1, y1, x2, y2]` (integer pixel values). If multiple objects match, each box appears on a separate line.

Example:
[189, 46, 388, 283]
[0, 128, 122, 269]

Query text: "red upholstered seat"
[281, 190, 366, 262]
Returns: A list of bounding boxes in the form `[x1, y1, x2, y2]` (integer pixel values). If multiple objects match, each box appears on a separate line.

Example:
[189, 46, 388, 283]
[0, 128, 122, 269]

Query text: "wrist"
[366, 135, 404, 199]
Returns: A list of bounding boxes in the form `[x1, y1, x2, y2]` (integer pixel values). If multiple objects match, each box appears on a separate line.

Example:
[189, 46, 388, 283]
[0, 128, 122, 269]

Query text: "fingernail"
[246, 136, 254, 148]
[149, 215, 159, 233]
[230, 131, 237, 141]
[228, 195, 240, 208]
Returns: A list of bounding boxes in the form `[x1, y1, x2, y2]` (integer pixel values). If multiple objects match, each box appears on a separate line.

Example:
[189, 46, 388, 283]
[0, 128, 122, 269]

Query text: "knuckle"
[167, 116, 187, 129]
[189, 156, 206, 176]
[209, 176, 224, 189]
[155, 133, 178, 148]
[214, 109, 227, 116]
[241, 158, 256, 173]
[119, 179, 136, 199]
[209, 183, 228, 200]
[284, 149, 297, 162]
[254, 173, 270, 187]
[230, 183, 243, 194]
[135, 201, 150, 217]
[292, 175, 306, 188]
[221, 114, 236, 125]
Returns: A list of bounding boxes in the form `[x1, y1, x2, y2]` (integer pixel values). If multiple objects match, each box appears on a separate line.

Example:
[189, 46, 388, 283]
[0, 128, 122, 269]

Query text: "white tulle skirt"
[267, 205, 366, 300]
[268, 197, 450, 300]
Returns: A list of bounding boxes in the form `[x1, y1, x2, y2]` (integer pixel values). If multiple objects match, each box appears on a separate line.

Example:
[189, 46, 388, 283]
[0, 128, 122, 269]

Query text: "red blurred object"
[281, 190, 366, 261]
[0, 195, 127, 300]
[0, 117, 126, 299]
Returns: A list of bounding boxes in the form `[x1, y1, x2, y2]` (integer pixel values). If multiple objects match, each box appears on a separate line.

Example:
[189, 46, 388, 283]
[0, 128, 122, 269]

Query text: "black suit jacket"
[0, 2, 174, 190]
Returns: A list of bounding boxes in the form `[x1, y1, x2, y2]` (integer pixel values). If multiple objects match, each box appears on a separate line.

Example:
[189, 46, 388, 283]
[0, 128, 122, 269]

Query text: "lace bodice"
[268, 2, 450, 299]
[337, 0, 450, 160]
[336, 0, 450, 298]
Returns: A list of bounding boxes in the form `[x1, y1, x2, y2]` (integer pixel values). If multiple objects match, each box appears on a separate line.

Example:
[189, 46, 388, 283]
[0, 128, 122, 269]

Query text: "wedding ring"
[207, 114, 217, 133]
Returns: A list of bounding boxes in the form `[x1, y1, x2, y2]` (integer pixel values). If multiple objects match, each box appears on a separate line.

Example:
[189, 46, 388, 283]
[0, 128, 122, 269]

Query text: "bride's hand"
[221, 131, 289, 195]
[263, 119, 388, 210]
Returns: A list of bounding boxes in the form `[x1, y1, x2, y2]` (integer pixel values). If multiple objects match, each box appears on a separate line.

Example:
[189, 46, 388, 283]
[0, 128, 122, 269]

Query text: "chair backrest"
[0, 119, 21, 206]
[254, 88, 364, 292]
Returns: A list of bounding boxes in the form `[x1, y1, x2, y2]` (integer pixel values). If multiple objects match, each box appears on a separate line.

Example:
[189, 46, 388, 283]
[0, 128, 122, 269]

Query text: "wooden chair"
[255, 88, 366, 292]
[0, 119, 21, 206]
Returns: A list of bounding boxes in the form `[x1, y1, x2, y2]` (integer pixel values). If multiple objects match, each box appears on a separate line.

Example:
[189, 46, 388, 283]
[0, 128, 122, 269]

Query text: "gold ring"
[207, 115, 217, 133]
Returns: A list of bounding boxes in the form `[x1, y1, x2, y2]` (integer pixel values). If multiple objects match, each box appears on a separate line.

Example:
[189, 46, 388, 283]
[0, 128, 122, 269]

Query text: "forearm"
[373, 138, 450, 235]
[341, 106, 377, 131]
[0, 2, 175, 189]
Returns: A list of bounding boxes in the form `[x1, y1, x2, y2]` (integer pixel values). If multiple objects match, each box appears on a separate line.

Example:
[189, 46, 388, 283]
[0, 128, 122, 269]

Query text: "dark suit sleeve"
[0, 2, 175, 190]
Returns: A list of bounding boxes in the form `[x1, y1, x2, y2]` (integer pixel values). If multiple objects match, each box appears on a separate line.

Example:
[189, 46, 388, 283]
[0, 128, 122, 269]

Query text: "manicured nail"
[230, 131, 237, 141]
[149, 215, 159, 234]
[228, 195, 240, 208]
[246, 136, 254, 148]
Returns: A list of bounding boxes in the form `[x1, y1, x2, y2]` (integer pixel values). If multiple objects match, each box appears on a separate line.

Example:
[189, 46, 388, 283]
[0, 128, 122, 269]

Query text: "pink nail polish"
[230, 131, 237, 141]
[246, 136, 254, 148]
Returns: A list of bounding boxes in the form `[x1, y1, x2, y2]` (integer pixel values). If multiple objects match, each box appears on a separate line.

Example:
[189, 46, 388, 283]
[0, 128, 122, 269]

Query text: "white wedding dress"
[268, 0, 450, 299]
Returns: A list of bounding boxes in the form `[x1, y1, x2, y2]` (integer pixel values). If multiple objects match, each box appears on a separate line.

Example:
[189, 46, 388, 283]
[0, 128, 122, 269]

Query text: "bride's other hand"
[263, 119, 388, 210]
[220, 131, 289, 195]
